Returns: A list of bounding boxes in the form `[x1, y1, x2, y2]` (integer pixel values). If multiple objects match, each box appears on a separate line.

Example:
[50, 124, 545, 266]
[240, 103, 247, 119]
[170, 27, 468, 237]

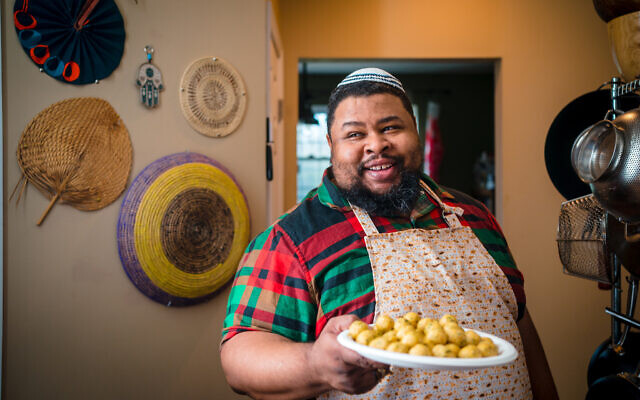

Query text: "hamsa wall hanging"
[136, 45, 164, 108]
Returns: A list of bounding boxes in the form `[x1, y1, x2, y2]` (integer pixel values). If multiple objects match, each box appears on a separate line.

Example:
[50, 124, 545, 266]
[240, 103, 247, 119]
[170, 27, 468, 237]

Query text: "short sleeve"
[222, 224, 317, 344]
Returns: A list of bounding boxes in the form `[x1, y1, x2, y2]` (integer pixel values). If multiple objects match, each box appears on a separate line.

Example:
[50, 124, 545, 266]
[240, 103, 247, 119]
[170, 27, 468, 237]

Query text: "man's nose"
[365, 132, 389, 154]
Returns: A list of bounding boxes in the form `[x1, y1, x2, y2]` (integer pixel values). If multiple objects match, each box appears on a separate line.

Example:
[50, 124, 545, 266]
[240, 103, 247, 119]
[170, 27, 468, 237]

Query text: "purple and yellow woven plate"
[117, 152, 250, 306]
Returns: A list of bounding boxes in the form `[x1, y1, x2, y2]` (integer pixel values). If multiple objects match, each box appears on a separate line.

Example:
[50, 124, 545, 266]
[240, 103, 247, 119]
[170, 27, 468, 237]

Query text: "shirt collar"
[317, 167, 454, 218]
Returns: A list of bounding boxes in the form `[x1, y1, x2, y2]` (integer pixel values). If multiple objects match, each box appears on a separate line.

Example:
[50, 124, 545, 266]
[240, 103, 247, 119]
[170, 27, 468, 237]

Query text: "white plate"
[337, 327, 518, 370]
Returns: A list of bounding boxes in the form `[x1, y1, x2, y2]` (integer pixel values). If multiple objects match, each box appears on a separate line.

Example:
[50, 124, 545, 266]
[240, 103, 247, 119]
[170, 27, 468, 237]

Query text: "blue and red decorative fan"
[14, 0, 125, 85]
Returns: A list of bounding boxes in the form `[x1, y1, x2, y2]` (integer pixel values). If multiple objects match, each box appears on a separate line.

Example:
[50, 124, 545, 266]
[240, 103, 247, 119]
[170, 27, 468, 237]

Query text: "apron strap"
[350, 204, 380, 236]
[419, 181, 464, 228]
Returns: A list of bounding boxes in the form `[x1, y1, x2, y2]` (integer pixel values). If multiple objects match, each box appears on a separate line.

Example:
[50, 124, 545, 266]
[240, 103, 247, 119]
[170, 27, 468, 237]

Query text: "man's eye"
[382, 125, 401, 132]
[346, 132, 363, 139]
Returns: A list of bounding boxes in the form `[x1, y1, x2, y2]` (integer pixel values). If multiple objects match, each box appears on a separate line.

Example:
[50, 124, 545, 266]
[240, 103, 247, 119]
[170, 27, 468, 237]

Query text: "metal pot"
[587, 371, 640, 400]
[588, 331, 640, 386]
[593, 0, 640, 22]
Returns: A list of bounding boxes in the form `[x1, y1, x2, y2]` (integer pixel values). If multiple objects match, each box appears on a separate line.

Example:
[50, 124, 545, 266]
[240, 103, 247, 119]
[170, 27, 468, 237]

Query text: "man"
[221, 68, 558, 399]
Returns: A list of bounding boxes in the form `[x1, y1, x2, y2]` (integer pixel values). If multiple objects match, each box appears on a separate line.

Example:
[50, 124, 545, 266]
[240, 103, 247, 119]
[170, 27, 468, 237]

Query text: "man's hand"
[221, 314, 389, 400]
[308, 314, 390, 394]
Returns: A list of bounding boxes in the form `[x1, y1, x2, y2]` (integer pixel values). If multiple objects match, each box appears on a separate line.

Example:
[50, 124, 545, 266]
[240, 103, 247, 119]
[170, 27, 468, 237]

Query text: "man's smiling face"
[328, 93, 422, 196]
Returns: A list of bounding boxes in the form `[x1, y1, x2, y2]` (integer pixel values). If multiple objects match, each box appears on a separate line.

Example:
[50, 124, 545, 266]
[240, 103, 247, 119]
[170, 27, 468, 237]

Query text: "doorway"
[297, 59, 497, 213]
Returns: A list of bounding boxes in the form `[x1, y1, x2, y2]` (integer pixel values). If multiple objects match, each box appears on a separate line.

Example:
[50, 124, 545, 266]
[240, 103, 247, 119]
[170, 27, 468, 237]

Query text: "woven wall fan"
[179, 57, 247, 137]
[14, 97, 132, 225]
[117, 152, 250, 306]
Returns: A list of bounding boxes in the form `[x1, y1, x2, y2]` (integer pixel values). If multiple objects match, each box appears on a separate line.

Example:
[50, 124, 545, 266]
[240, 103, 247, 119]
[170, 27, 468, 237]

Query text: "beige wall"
[3, 0, 267, 398]
[279, 1, 619, 399]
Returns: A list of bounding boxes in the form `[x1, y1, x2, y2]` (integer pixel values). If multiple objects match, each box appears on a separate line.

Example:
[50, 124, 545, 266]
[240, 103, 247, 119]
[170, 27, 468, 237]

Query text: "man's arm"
[517, 307, 559, 399]
[220, 314, 388, 400]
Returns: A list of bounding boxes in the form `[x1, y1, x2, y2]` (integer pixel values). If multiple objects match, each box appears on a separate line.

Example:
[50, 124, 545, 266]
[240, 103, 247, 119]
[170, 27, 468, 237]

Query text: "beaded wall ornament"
[136, 45, 164, 108]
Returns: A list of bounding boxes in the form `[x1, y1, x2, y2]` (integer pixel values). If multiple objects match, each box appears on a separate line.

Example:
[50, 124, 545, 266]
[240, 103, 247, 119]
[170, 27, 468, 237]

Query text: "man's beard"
[335, 159, 422, 216]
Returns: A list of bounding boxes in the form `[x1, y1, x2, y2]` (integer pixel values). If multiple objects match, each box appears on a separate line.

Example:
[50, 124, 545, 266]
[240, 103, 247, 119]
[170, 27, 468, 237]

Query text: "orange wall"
[279, 1, 618, 399]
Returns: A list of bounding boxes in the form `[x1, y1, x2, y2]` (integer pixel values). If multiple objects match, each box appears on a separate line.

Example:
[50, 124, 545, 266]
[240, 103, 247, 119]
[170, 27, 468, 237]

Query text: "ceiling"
[300, 59, 496, 75]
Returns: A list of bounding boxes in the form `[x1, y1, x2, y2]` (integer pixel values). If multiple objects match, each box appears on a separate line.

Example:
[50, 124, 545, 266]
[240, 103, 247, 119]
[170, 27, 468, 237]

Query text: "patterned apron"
[321, 182, 532, 399]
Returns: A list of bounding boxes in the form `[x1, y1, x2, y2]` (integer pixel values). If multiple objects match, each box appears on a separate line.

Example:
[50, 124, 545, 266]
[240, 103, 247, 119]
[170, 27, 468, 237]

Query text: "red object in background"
[424, 102, 443, 182]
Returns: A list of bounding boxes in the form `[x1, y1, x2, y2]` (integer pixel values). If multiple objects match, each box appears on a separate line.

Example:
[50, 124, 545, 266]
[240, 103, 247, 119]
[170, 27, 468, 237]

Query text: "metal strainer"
[557, 194, 611, 283]
[572, 108, 640, 223]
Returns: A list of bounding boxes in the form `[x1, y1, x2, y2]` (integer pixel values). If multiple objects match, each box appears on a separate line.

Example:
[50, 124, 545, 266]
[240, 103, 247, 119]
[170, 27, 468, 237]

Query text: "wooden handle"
[37, 192, 60, 226]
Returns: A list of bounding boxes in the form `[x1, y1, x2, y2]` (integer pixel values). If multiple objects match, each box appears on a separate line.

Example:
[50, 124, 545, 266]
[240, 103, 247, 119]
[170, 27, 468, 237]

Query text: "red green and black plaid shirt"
[222, 170, 525, 343]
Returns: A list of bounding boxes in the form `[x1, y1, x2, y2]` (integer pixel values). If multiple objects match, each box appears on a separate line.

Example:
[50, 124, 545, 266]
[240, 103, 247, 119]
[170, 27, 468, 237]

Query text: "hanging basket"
[15, 97, 133, 225]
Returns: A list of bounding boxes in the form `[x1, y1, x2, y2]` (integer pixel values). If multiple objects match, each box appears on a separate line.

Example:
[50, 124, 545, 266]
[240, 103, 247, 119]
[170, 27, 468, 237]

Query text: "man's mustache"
[357, 155, 405, 176]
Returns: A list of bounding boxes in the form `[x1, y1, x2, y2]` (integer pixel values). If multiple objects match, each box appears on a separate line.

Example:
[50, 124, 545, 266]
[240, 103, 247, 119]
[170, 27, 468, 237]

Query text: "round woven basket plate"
[117, 152, 250, 306]
[16, 97, 132, 223]
[179, 57, 247, 138]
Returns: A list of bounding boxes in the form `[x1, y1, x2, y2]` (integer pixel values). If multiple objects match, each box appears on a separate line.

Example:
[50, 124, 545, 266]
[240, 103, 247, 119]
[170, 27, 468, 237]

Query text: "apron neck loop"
[419, 181, 464, 228]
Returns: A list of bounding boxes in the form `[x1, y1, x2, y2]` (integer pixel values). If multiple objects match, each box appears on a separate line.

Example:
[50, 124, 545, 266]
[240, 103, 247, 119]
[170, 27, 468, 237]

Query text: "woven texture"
[16, 97, 132, 223]
[117, 152, 250, 306]
[179, 57, 247, 137]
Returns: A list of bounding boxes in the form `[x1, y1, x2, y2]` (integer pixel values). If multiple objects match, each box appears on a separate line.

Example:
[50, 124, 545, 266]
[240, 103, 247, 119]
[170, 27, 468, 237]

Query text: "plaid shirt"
[222, 170, 525, 343]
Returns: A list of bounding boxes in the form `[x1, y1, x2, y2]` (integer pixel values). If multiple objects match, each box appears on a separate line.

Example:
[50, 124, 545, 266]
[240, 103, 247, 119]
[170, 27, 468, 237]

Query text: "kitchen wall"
[3, 0, 268, 398]
[279, 1, 620, 399]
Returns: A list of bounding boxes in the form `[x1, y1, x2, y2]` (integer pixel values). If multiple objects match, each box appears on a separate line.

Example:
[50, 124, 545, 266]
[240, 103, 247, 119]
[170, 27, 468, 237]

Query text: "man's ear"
[326, 133, 332, 150]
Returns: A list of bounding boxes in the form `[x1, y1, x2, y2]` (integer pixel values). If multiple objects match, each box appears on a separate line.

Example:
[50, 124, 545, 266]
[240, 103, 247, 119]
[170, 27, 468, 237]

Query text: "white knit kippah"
[336, 68, 405, 92]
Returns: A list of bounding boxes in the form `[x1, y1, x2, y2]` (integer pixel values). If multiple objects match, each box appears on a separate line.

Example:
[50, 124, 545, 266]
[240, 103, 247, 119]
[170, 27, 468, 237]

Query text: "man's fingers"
[325, 314, 360, 334]
[339, 346, 389, 370]
[337, 365, 390, 394]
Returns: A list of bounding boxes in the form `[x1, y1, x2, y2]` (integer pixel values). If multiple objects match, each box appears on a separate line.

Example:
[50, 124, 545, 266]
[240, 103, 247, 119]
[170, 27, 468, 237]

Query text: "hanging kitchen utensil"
[593, 0, 640, 22]
[13, 0, 125, 84]
[136, 45, 163, 108]
[15, 97, 132, 225]
[179, 57, 247, 137]
[608, 10, 640, 82]
[117, 152, 250, 306]
[587, 360, 640, 400]
[557, 194, 611, 283]
[572, 107, 640, 223]
[588, 331, 640, 387]
[544, 89, 640, 200]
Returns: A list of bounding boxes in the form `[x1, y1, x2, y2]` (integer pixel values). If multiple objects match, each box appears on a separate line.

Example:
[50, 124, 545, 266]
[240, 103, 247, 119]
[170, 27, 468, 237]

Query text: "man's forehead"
[335, 94, 408, 116]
